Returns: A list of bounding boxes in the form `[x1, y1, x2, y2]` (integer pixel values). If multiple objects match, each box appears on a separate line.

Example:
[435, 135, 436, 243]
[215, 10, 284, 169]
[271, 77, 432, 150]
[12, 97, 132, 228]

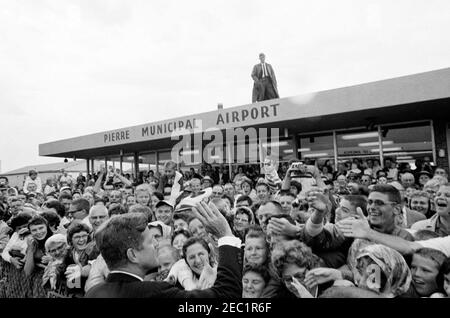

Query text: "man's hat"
[174, 204, 194, 213]
[155, 200, 174, 209]
[201, 176, 214, 184]
[418, 170, 432, 178]
[60, 186, 71, 193]
[26, 192, 37, 199]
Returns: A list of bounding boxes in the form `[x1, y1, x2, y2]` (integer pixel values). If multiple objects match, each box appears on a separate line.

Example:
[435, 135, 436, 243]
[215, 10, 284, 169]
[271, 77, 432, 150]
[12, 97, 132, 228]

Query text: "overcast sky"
[1, 0, 449, 173]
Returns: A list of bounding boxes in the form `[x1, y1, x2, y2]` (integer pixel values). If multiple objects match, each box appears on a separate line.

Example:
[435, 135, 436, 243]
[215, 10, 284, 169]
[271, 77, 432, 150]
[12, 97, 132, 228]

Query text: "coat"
[85, 245, 242, 298]
[251, 63, 279, 102]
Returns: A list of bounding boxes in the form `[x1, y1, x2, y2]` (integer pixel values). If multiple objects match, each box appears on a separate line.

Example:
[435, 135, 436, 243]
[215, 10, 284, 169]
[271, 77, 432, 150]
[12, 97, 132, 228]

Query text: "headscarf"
[354, 244, 411, 297]
[148, 221, 172, 240]
[44, 234, 68, 252]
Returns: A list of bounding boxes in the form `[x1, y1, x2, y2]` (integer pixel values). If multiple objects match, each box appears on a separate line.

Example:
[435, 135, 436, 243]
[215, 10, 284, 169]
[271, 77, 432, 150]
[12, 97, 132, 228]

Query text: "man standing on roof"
[251, 53, 279, 103]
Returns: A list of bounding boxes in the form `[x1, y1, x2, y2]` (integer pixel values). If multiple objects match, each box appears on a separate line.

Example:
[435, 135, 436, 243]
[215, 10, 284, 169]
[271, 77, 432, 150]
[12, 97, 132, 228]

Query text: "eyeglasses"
[48, 244, 66, 254]
[282, 271, 306, 284]
[72, 234, 89, 241]
[367, 199, 397, 207]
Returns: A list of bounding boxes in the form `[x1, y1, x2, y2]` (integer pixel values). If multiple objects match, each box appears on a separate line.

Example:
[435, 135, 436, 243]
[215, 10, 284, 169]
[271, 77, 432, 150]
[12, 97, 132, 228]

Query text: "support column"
[433, 119, 450, 172]
[134, 152, 139, 182]
[378, 126, 384, 169]
[333, 131, 338, 172]
[292, 134, 299, 159]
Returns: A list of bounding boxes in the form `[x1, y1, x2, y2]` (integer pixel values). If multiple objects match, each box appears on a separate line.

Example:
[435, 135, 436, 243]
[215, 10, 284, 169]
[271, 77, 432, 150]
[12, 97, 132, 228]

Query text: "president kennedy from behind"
[251, 53, 279, 103]
[85, 201, 242, 298]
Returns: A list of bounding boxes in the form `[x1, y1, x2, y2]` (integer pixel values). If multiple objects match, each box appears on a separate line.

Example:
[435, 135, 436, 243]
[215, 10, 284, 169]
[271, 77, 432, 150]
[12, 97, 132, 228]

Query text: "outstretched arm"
[337, 218, 420, 255]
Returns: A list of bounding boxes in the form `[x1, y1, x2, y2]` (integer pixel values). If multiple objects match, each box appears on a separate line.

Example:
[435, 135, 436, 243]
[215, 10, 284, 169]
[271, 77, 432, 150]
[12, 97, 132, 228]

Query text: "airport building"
[39, 67, 450, 177]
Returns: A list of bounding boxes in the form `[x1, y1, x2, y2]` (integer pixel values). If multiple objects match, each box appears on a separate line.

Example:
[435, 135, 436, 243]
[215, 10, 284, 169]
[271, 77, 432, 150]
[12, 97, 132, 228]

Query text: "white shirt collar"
[109, 270, 144, 282]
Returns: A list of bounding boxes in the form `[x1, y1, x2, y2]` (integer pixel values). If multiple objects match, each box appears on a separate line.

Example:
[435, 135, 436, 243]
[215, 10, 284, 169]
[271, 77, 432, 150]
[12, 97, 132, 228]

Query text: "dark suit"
[251, 63, 279, 102]
[217, 172, 230, 185]
[85, 245, 242, 298]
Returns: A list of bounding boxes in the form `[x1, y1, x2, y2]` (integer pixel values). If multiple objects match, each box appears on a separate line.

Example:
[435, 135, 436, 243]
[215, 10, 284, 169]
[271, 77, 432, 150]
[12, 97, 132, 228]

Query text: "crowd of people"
[0, 156, 449, 298]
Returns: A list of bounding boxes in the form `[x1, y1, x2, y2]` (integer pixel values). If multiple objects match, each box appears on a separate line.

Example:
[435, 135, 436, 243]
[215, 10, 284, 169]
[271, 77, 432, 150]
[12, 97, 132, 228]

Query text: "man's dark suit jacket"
[85, 245, 242, 298]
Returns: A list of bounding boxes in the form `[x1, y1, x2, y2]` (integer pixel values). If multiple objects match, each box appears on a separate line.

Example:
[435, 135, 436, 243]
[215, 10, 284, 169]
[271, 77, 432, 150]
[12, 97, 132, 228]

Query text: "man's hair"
[236, 195, 253, 206]
[108, 203, 127, 216]
[221, 194, 234, 209]
[97, 213, 148, 270]
[369, 184, 402, 204]
[173, 212, 191, 223]
[256, 182, 270, 192]
[129, 204, 152, 215]
[289, 180, 302, 193]
[59, 192, 73, 201]
[401, 172, 415, 181]
[151, 191, 164, 201]
[40, 210, 61, 229]
[341, 195, 368, 216]
[71, 198, 90, 213]
[45, 200, 66, 218]
[259, 200, 284, 215]
[278, 190, 296, 199]
[413, 229, 440, 241]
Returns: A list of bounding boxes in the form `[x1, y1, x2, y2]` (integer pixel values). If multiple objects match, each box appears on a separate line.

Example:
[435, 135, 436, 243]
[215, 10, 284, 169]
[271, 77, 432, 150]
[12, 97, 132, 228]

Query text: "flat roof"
[39, 67, 450, 158]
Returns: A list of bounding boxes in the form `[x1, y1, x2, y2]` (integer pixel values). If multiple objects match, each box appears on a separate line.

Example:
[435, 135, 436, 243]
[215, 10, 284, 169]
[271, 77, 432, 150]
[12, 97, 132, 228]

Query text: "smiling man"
[411, 183, 450, 237]
[154, 200, 174, 226]
[86, 201, 242, 298]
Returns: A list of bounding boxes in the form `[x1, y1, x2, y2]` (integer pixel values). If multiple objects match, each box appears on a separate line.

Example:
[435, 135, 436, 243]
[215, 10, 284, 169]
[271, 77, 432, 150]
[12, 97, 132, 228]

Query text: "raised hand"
[291, 277, 314, 298]
[304, 267, 342, 289]
[10, 257, 24, 270]
[336, 217, 371, 239]
[198, 262, 217, 289]
[267, 217, 299, 238]
[192, 201, 233, 239]
[307, 192, 331, 213]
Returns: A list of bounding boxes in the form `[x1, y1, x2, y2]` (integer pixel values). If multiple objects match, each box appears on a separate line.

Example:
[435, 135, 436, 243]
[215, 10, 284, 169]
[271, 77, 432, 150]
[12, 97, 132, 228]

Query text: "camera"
[290, 162, 308, 178]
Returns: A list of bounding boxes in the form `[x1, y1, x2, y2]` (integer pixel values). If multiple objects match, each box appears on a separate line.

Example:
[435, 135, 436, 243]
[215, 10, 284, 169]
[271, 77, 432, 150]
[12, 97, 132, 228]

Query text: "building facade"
[39, 68, 450, 177]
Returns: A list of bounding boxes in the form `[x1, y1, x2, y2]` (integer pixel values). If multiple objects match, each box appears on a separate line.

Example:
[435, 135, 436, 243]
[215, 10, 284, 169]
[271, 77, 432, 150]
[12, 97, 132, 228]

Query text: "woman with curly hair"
[61, 220, 98, 297]
[272, 240, 325, 297]
[267, 240, 324, 298]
